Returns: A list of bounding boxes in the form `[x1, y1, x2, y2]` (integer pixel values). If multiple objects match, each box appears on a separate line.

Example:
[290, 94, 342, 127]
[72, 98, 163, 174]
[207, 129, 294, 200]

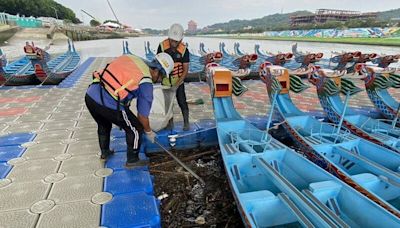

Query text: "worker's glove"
[145, 130, 157, 143]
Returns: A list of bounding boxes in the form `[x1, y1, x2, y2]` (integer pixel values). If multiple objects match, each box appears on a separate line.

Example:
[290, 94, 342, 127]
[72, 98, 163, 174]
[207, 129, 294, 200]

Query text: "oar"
[154, 140, 205, 186]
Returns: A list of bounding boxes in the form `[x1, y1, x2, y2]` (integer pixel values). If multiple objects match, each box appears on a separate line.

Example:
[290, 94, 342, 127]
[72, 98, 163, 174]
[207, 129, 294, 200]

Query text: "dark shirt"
[157, 42, 190, 63]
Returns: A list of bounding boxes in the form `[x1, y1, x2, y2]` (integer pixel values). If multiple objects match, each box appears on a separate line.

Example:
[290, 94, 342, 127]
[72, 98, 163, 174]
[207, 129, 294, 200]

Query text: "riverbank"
[201, 35, 400, 47]
[0, 25, 19, 44]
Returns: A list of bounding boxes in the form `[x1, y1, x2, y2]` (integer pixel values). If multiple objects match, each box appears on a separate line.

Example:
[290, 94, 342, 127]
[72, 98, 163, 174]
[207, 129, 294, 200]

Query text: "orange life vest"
[92, 55, 151, 101]
[160, 39, 186, 77]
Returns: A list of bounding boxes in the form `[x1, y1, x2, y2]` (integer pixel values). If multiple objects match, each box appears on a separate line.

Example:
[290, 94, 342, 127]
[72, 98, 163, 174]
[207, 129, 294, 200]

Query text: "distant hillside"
[203, 8, 400, 34]
[204, 10, 312, 32]
[378, 8, 400, 21]
[0, 0, 81, 23]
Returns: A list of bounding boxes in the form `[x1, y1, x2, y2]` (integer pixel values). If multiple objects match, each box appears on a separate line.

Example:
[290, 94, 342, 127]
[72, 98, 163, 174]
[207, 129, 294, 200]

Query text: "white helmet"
[168, 23, 184, 41]
[155, 52, 174, 77]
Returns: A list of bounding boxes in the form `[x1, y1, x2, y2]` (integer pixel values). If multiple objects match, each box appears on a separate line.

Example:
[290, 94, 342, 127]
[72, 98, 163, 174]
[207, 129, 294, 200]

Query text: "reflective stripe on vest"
[92, 55, 151, 101]
[172, 62, 184, 77]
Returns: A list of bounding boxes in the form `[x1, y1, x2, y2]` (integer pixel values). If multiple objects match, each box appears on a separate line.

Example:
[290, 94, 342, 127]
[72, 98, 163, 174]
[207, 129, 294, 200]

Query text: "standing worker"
[157, 23, 190, 131]
[85, 53, 174, 167]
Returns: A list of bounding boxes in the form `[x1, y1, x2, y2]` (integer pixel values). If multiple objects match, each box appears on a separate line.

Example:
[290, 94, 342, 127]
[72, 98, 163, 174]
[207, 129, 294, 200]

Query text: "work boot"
[165, 118, 174, 130]
[125, 149, 148, 168]
[100, 149, 115, 161]
[99, 134, 113, 160]
[182, 110, 190, 131]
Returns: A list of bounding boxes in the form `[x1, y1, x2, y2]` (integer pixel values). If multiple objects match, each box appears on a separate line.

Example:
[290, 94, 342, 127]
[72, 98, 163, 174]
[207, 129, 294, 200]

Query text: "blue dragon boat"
[0, 44, 50, 86]
[260, 63, 400, 218]
[207, 64, 400, 227]
[307, 66, 400, 153]
[25, 40, 80, 85]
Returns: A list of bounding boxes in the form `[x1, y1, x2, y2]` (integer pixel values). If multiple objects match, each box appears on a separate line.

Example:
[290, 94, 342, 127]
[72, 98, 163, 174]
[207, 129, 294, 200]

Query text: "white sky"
[55, 0, 400, 29]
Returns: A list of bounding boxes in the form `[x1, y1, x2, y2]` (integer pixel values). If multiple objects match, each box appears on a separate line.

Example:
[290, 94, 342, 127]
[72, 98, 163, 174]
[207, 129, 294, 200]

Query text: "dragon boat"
[356, 59, 400, 122]
[307, 66, 400, 153]
[259, 63, 400, 218]
[25, 40, 80, 85]
[207, 63, 400, 227]
[0, 43, 51, 86]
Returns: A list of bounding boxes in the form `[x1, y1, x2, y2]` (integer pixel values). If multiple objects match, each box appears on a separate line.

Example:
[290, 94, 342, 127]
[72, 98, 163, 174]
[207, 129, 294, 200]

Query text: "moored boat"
[25, 40, 80, 85]
[260, 63, 400, 218]
[208, 63, 400, 227]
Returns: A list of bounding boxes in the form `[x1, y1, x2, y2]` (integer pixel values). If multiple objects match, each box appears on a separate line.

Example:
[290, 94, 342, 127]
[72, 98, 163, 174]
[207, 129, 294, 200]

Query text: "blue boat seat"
[241, 190, 275, 203]
[309, 180, 342, 194]
[351, 173, 379, 186]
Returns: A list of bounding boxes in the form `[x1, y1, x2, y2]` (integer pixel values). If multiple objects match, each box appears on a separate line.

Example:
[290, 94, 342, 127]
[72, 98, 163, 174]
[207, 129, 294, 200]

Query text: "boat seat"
[351, 173, 379, 186]
[309, 180, 342, 194]
[240, 190, 275, 203]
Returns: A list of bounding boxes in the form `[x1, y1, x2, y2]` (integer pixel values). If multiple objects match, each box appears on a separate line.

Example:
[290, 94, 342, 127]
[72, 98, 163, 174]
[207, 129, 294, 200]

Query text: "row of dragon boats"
[137, 40, 400, 226]
[195, 42, 400, 226]
[0, 40, 80, 86]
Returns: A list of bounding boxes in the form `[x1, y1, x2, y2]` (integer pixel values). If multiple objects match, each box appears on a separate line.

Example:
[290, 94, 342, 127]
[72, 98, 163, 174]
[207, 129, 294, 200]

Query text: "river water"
[2, 36, 400, 66]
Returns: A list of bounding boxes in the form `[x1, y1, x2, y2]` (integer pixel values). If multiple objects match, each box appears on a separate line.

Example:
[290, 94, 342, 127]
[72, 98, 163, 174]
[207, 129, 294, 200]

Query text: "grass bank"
[204, 35, 400, 47]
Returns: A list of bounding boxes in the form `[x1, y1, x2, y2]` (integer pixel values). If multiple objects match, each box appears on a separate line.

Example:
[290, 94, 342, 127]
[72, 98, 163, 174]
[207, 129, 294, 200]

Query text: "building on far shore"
[187, 20, 197, 34]
[290, 9, 377, 27]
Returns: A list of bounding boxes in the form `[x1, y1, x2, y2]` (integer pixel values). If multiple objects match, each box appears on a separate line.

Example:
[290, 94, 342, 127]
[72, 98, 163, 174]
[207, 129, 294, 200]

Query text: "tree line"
[0, 0, 81, 23]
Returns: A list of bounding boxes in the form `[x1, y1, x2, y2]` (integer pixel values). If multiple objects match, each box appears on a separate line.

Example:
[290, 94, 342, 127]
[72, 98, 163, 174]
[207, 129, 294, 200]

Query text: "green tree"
[0, 0, 81, 23]
[90, 19, 101, 27]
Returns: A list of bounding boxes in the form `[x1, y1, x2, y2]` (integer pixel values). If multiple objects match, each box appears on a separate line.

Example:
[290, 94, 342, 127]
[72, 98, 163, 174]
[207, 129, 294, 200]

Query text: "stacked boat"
[0, 40, 80, 86]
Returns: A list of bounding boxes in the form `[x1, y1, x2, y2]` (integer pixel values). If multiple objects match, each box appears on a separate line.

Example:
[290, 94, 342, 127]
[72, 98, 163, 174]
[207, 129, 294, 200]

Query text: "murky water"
[2, 36, 400, 65]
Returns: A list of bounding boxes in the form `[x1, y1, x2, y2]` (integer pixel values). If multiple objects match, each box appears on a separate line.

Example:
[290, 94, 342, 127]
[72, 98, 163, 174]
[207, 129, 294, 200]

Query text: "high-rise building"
[187, 20, 197, 33]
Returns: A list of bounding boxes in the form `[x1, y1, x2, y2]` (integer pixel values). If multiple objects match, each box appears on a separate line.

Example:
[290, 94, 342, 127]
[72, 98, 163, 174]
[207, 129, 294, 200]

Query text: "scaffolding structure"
[290, 9, 377, 27]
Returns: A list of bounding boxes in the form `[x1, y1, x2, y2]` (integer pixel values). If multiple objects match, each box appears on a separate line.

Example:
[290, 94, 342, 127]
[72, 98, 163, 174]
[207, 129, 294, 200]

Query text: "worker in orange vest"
[157, 23, 190, 131]
[85, 53, 174, 167]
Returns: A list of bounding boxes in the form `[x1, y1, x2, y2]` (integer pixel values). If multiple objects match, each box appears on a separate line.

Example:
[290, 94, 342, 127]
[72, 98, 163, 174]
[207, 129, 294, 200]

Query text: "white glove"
[145, 130, 157, 143]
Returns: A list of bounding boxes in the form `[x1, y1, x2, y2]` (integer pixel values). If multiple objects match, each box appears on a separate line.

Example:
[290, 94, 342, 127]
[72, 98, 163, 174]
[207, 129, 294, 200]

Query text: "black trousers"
[85, 95, 144, 158]
[176, 83, 189, 114]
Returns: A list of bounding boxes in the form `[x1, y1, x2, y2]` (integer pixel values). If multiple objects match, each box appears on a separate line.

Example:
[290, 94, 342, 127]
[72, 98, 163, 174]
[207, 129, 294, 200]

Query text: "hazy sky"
[56, 0, 400, 29]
